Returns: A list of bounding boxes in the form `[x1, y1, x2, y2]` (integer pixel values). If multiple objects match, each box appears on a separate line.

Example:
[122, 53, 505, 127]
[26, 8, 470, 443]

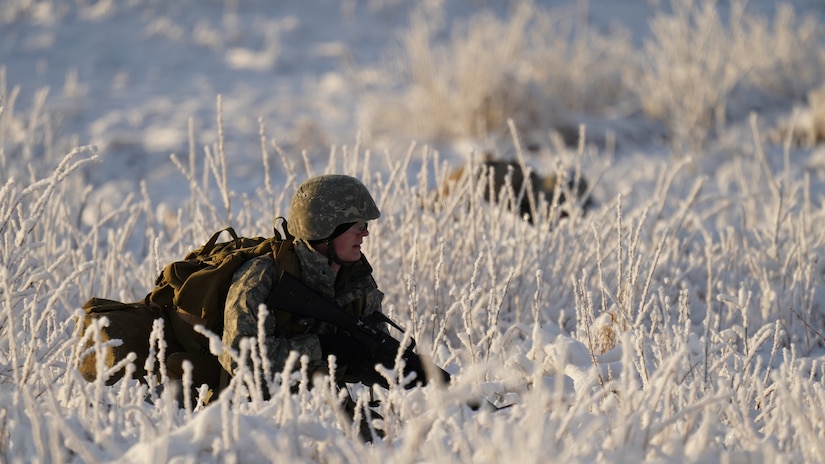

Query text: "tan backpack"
[79, 223, 298, 389]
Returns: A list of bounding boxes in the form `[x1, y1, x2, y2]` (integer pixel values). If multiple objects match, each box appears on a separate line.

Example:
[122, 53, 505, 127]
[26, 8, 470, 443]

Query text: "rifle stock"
[267, 271, 451, 388]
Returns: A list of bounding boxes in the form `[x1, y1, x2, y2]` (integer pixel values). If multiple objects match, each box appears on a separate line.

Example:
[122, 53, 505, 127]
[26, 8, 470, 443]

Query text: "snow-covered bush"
[359, 2, 635, 147]
[629, 0, 824, 153]
[4, 85, 825, 460]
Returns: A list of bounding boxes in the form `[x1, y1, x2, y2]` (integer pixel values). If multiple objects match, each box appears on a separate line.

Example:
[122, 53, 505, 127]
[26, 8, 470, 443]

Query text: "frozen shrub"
[745, 3, 824, 100]
[629, 0, 754, 152]
[360, 2, 633, 146]
[771, 83, 825, 146]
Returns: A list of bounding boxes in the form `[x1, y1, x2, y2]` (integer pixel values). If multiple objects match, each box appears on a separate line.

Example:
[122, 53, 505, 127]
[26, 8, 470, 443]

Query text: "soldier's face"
[332, 221, 369, 262]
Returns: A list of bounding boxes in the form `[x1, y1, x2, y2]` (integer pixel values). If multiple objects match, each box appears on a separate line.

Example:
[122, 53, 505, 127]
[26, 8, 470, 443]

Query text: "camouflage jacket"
[219, 239, 384, 379]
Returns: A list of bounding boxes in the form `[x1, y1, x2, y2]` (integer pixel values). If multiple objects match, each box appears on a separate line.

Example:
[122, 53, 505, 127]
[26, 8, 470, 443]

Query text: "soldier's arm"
[220, 256, 324, 377]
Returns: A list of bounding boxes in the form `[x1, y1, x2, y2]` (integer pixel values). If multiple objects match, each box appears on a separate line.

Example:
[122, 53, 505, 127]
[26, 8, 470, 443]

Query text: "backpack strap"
[273, 216, 294, 241]
[202, 227, 239, 255]
[269, 239, 302, 333]
[273, 240, 300, 283]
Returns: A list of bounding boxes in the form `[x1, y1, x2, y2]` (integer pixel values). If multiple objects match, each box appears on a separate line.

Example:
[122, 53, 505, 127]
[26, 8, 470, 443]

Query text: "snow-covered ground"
[4, 0, 825, 462]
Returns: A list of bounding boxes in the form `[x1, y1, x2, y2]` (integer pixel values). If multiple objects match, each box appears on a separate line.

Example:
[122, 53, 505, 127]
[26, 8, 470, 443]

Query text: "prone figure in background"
[442, 155, 593, 222]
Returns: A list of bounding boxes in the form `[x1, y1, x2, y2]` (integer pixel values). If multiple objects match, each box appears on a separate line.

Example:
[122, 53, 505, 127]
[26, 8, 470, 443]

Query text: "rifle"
[268, 271, 512, 411]
[267, 271, 451, 389]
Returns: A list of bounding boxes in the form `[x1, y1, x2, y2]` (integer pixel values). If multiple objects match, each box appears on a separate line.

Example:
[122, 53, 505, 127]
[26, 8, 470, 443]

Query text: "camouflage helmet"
[288, 174, 381, 241]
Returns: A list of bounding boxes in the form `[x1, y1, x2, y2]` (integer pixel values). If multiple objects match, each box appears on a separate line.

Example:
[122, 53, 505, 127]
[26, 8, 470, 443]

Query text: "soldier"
[219, 174, 419, 439]
[443, 156, 592, 222]
[220, 175, 387, 380]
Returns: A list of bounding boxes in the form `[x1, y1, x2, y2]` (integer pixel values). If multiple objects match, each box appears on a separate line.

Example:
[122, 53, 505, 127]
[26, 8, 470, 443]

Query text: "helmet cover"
[288, 174, 380, 241]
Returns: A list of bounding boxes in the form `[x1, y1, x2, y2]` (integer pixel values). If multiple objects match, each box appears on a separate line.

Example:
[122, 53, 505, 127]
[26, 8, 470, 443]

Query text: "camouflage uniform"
[219, 239, 384, 379]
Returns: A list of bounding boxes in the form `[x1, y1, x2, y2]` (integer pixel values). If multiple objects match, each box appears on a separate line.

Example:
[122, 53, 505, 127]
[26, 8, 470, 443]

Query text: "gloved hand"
[374, 347, 430, 388]
[401, 351, 427, 384]
[318, 333, 388, 386]
[317, 333, 370, 371]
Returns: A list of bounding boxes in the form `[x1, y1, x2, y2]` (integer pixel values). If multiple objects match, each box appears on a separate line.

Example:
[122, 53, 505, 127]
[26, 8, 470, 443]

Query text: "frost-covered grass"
[3, 0, 825, 462]
[4, 101, 825, 463]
